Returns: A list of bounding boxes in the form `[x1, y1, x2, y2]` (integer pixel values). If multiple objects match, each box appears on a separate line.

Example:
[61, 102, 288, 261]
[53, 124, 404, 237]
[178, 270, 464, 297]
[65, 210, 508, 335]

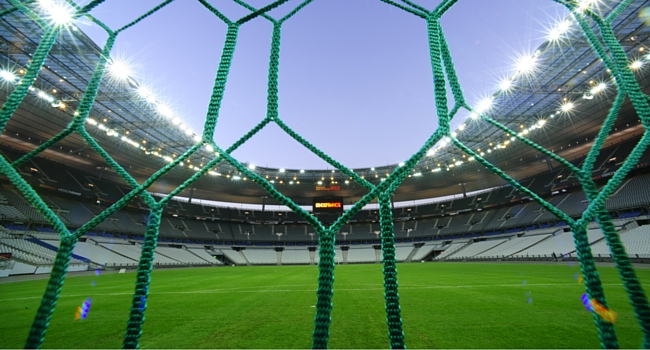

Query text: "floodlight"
[39, 0, 73, 26]
[561, 102, 574, 112]
[108, 60, 132, 81]
[475, 98, 493, 114]
[577, 0, 598, 12]
[499, 78, 513, 91]
[515, 55, 537, 75]
[548, 20, 571, 41]
[0, 70, 17, 82]
[156, 104, 173, 119]
[590, 83, 607, 94]
[138, 86, 156, 103]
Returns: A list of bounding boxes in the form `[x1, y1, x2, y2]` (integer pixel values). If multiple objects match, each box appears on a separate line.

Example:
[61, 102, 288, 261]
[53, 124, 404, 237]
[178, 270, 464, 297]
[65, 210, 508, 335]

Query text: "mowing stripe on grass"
[0, 282, 624, 302]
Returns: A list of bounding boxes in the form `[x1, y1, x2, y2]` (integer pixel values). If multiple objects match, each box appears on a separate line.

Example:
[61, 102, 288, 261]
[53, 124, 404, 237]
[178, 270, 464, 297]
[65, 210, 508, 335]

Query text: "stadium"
[1, 0, 650, 348]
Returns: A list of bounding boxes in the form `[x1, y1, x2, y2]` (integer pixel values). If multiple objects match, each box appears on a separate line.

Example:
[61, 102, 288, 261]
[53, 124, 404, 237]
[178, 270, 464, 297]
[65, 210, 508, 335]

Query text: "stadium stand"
[242, 248, 278, 265]
[518, 231, 574, 257]
[450, 239, 508, 259]
[411, 242, 442, 261]
[0, 243, 51, 265]
[282, 248, 311, 264]
[589, 225, 650, 257]
[0, 188, 47, 223]
[395, 244, 415, 262]
[220, 248, 248, 265]
[475, 234, 551, 258]
[45, 239, 137, 267]
[188, 248, 222, 264]
[0, 135, 648, 273]
[156, 246, 215, 265]
[434, 242, 469, 260]
[0, 204, 27, 221]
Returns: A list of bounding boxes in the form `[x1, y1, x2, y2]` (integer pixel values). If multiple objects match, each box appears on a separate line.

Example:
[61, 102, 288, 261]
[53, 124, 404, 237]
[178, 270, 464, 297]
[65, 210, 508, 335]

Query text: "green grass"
[1, 262, 649, 348]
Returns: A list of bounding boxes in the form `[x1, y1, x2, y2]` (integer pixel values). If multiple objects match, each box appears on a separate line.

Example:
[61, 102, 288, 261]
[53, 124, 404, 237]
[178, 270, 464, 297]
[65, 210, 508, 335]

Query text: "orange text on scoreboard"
[315, 202, 342, 208]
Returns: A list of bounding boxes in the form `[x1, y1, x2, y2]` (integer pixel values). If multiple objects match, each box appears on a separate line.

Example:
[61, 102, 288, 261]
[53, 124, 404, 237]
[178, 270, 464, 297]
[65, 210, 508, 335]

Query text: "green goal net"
[0, 0, 649, 349]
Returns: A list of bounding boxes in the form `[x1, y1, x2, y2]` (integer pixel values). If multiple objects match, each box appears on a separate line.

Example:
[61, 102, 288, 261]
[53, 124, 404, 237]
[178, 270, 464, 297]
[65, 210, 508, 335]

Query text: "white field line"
[0, 283, 623, 302]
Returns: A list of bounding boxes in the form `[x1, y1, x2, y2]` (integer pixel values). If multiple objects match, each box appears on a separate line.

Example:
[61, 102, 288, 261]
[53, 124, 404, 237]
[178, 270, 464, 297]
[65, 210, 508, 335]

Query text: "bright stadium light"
[561, 102, 575, 112]
[107, 60, 132, 81]
[0, 70, 17, 82]
[248, 164, 256, 170]
[577, 0, 598, 12]
[475, 97, 494, 114]
[499, 78, 513, 91]
[138, 86, 156, 103]
[547, 20, 571, 41]
[591, 83, 607, 94]
[631, 60, 644, 70]
[39, 0, 74, 26]
[515, 54, 537, 75]
[156, 104, 173, 119]
[37, 90, 54, 103]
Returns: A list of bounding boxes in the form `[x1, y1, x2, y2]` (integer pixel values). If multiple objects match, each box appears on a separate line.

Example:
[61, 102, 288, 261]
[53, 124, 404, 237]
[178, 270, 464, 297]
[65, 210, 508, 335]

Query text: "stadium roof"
[0, 0, 648, 206]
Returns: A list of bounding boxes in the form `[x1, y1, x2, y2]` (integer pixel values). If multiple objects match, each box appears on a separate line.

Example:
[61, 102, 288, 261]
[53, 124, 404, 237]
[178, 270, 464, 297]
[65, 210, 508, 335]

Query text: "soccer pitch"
[1, 262, 649, 349]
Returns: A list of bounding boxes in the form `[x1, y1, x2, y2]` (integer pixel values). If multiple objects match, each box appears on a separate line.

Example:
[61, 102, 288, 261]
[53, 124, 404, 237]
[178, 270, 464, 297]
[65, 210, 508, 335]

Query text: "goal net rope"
[0, 0, 648, 348]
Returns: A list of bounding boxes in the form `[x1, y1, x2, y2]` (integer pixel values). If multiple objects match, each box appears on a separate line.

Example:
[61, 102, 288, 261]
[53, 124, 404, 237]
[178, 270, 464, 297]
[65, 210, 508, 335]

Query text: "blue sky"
[78, 0, 568, 169]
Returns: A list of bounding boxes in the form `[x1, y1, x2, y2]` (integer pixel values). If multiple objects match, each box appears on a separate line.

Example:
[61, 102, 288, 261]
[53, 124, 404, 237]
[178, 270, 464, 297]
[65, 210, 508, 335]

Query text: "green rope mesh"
[0, 0, 647, 348]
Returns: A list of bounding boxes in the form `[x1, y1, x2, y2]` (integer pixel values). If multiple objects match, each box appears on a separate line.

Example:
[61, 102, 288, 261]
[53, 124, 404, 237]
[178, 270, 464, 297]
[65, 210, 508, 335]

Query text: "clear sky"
[78, 0, 568, 170]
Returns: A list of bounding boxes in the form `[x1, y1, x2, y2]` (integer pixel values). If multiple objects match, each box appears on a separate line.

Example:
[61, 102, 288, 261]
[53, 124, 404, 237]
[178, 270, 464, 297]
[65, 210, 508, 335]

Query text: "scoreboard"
[313, 197, 344, 214]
